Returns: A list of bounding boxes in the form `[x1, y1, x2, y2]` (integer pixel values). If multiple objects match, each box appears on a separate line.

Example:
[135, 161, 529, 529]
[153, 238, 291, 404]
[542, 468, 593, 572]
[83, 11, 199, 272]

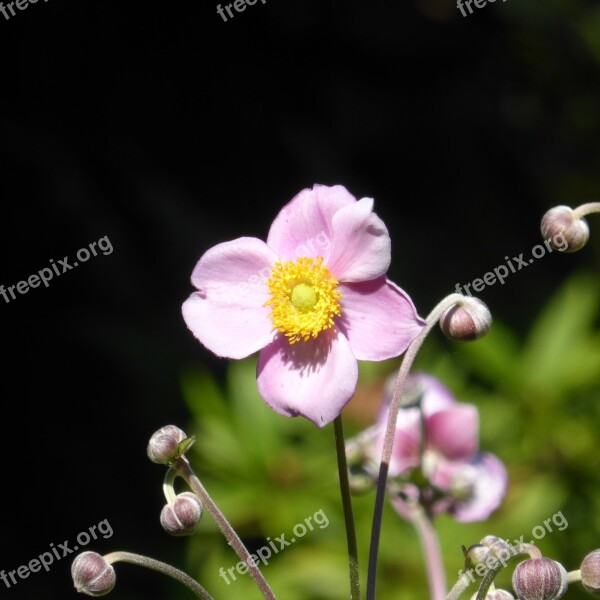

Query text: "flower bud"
[464, 544, 491, 571]
[440, 297, 492, 341]
[580, 549, 600, 596]
[541, 205, 589, 253]
[481, 536, 514, 565]
[147, 425, 187, 464]
[512, 558, 568, 600]
[471, 590, 515, 600]
[71, 552, 116, 596]
[160, 492, 203, 536]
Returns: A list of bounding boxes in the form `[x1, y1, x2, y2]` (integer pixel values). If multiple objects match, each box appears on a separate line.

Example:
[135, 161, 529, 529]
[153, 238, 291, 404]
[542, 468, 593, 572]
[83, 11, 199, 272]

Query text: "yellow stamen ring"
[265, 257, 342, 344]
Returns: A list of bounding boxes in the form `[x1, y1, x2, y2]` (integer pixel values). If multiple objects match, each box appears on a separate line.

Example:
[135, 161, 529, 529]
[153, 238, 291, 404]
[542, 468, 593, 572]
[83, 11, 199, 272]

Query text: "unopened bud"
[440, 297, 492, 341]
[512, 558, 568, 600]
[581, 549, 600, 596]
[147, 425, 187, 464]
[481, 536, 514, 565]
[71, 552, 116, 597]
[160, 492, 203, 536]
[471, 590, 515, 600]
[464, 544, 490, 571]
[541, 205, 589, 253]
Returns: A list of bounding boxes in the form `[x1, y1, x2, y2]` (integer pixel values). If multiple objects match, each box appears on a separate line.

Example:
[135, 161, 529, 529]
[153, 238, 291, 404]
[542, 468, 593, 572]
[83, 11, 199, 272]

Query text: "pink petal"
[182, 237, 278, 359]
[266, 184, 356, 261]
[337, 278, 425, 361]
[450, 453, 508, 522]
[371, 401, 422, 477]
[390, 415, 422, 476]
[327, 198, 391, 282]
[416, 373, 457, 416]
[427, 405, 479, 461]
[256, 329, 358, 427]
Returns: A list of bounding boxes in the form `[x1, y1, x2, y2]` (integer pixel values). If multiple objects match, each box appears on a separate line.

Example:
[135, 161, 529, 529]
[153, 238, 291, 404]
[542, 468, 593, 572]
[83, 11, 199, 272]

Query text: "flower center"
[265, 257, 342, 344]
[291, 283, 317, 310]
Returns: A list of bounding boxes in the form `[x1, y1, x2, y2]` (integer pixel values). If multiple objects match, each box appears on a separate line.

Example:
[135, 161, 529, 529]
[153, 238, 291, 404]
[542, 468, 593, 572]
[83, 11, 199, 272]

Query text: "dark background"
[0, 0, 598, 598]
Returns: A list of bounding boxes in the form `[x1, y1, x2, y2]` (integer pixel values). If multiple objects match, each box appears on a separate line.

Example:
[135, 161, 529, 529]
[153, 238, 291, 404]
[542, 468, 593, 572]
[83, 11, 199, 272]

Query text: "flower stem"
[334, 415, 361, 600]
[446, 573, 474, 600]
[174, 457, 277, 600]
[103, 551, 213, 599]
[573, 202, 600, 219]
[475, 566, 501, 600]
[366, 293, 466, 600]
[408, 504, 446, 600]
[163, 468, 178, 504]
[568, 569, 582, 583]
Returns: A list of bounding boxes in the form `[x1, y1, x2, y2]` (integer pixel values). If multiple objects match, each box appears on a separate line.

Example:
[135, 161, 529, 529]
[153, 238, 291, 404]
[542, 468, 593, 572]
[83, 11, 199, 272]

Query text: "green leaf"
[520, 273, 600, 395]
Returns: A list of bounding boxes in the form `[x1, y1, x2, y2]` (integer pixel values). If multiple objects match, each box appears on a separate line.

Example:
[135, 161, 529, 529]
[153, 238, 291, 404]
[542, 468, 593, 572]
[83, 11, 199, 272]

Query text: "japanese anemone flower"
[182, 184, 425, 427]
[370, 373, 507, 522]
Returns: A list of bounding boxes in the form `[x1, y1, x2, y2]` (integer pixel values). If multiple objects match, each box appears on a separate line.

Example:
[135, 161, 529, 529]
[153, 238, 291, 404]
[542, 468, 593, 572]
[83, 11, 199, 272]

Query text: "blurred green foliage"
[178, 271, 600, 599]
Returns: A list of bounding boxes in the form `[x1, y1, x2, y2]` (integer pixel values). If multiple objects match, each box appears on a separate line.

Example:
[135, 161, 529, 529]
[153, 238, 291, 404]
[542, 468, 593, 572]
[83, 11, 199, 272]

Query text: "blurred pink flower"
[182, 184, 425, 427]
[371, 373, 507, 522]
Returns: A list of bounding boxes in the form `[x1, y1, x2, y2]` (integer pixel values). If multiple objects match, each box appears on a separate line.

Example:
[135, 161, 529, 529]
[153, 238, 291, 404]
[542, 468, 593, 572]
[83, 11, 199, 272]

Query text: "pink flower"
[371, 373, 507, 522]
[182, 184, 425, 427]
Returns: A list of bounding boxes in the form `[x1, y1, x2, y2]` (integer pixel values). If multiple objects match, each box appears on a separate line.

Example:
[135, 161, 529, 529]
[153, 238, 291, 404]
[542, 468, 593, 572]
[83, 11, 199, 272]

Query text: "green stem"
[366, 294, 465, 600]
[174, 457, 277, 600]
[103, 551, 213, 599]
[334, 415, 361, 600]
[475, 566, 501, 600]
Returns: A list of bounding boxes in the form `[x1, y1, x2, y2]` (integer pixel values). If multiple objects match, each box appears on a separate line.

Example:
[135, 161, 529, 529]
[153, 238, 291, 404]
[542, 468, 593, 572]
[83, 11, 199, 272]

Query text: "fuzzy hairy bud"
[512, 558, 568, 600]
[147, 425, 187, 464]
[581, 549, 600, 596]
[541, 205, 589, 253]
[440, 297, 492, 341]
[71, 552, 116, 597]
[160, 492, 203, 536]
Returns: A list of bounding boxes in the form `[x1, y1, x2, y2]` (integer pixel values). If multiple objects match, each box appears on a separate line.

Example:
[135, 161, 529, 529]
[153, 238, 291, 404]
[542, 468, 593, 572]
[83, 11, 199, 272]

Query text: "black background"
[0, 1, 598, 598]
